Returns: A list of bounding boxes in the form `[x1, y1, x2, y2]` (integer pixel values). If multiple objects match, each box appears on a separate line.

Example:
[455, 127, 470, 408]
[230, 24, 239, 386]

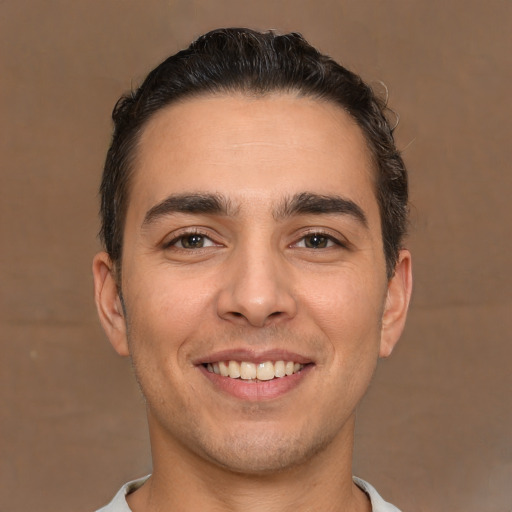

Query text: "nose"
[216, 245, 298, 327]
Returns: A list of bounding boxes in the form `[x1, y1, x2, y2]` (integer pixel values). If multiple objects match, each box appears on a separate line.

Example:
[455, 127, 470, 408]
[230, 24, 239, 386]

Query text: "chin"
[195, 425, 338, 475]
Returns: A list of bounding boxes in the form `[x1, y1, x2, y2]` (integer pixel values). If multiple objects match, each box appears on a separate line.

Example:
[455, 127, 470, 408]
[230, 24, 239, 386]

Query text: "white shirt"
[96, 475, 402, 511]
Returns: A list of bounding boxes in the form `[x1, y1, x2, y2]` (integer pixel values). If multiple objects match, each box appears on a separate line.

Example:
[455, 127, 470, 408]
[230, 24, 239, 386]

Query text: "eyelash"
[292, 230, 348, 250]
[163, 228, 348, 251]
[163, 229, 217, 250]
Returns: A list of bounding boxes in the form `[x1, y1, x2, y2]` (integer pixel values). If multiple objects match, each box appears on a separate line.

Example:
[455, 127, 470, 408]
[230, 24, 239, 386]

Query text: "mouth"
[196, 351, 313, 401]
[203, 360, 305, 382]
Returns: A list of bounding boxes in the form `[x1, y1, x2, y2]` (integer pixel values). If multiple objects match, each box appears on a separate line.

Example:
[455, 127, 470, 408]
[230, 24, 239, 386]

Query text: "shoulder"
[95, 476, 150, 512]
[353, 477, 403, 512]
[95, 475, 400, 512]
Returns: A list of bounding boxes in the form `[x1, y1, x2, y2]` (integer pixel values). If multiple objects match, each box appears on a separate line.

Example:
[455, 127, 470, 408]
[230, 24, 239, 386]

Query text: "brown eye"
[165, 231, 219, 251]
[304, 234, 330, 249]
[180, 234, 206, 249]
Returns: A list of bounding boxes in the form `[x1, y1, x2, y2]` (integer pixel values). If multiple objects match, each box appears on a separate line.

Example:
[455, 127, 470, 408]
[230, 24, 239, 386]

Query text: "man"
[93, 28, 412, 512]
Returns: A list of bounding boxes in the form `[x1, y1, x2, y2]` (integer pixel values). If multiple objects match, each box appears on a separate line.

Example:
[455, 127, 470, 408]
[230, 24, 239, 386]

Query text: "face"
[94, 93, 411, 475]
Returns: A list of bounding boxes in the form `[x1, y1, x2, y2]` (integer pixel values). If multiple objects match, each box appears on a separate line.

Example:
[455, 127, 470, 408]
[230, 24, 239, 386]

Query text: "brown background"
[1, 1, 511, 511]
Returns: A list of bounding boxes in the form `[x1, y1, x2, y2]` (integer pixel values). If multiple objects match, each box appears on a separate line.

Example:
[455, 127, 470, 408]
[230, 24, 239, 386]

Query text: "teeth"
[274, 360, 286, 378]
[240, 362, 256, 380]
[205, 360, 304, 380]
[228, 360, 241, 379]
[256, 361, 274, 381]
[218, 361, 229, 377]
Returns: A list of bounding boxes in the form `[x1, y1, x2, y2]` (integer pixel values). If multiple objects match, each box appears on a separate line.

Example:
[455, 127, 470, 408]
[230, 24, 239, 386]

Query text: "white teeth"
[240, 362, 256, 380]
[228, 360, 241, 378]
[206, 360, 304, 380]
[274, 360, 286, 378]
[256, 361, 275, 381]
[218, 361, 229, 377]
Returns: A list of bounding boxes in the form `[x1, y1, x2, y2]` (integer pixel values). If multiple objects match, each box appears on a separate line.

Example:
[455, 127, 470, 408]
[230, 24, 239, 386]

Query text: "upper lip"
[192, 348, 313, 366]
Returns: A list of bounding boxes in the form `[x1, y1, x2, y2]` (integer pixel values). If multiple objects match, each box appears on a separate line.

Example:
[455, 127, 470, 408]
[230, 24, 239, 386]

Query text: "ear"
[92, 252, 130, 357]
[379, 249, 413, 358]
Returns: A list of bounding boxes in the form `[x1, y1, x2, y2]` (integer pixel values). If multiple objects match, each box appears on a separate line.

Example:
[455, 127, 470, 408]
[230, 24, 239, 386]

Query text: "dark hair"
[100, 27, 408, 278]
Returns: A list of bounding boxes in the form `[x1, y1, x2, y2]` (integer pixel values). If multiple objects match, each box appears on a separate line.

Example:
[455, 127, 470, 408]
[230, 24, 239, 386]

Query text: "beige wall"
[1, 1, 511, 510]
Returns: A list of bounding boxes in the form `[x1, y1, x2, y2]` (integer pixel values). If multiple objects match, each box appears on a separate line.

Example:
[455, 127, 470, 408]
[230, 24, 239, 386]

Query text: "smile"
[204, 360, 304, 381]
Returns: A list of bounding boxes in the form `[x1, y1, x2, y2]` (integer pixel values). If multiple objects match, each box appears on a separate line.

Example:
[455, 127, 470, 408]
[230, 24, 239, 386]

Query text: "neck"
[127, 415, 371, 512]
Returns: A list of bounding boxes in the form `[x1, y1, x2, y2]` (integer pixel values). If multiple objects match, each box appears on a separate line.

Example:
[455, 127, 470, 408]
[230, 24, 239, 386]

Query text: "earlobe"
[92, 252, 130, 357]
[379, 249, 413, 358]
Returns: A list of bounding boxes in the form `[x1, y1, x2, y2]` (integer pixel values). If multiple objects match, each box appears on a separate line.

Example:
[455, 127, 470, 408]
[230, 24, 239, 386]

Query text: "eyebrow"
[141, 191, 368, 228]
[142, 193, 235, 227]
[274, 192, 368, 227]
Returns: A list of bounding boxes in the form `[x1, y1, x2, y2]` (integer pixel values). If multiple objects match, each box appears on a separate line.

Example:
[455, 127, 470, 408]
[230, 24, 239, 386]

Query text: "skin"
[93, 93, 412, 512]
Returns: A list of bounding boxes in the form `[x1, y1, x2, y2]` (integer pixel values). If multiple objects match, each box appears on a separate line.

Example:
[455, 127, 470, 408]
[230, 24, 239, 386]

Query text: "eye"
[295, 233, 337, 249]
[167, 232, 217, 249]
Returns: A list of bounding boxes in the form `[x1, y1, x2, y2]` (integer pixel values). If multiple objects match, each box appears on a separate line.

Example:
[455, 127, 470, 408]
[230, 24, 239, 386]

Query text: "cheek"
[124, 270, 216, 361]
[300, 268, 386, 352]
[298, 271, 384, 421]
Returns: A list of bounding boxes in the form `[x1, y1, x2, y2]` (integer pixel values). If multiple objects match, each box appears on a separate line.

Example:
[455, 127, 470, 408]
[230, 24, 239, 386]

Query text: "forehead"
[128, 93, 378, 221]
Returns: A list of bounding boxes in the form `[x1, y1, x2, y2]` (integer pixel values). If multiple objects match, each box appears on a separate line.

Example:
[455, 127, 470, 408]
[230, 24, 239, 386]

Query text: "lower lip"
[198, 364, 313, 401]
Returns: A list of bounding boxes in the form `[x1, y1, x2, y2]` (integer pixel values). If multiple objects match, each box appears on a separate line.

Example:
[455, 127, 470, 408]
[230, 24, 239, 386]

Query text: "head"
[93, 28, 412, 480]
[100, 28, 408, 281]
